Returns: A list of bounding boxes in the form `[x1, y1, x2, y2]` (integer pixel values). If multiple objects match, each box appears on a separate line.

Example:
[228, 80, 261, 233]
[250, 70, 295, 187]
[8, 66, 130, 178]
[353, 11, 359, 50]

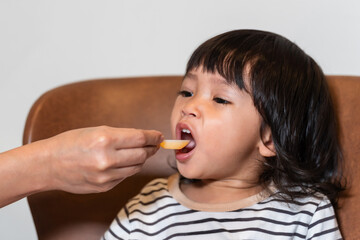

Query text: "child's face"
[171, 67, 265, 182]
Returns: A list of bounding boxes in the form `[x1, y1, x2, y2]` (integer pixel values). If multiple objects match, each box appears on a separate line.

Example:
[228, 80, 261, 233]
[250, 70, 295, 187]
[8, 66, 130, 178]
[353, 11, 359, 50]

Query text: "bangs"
[185, 42, 247, 91]
[185, 30, 272, 91]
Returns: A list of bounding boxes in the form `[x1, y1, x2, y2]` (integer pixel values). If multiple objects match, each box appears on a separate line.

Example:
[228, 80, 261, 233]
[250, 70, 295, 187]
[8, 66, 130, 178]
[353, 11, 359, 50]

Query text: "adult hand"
[44, 126, 164, 193]
[0, 126, 163, 207]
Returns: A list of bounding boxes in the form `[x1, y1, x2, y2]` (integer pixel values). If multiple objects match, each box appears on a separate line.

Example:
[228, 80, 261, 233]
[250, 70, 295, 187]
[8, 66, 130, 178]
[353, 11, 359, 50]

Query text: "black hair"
[185, 29, 345, 205]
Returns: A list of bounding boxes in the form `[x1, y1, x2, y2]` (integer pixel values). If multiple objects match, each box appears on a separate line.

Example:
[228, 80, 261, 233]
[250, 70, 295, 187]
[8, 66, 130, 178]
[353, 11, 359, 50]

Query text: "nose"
[181, 109, 197, 118]
[181, 96, 201, 118]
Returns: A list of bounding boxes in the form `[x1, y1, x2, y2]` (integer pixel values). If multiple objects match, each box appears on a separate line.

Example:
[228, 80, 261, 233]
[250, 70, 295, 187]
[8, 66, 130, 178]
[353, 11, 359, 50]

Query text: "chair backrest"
[23, 76, 182, 240]
[23, 75, 360, 240]
[326, 76, 360, 240]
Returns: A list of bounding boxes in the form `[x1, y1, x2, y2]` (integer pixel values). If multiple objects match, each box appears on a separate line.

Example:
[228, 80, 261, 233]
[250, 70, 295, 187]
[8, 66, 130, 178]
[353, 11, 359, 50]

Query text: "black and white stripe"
[103, 177, 342, 240]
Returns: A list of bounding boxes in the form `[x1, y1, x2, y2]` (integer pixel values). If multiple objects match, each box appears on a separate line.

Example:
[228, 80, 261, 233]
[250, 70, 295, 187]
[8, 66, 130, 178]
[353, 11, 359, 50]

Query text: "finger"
[89, 164, 144, 192]
[112, 128, 164, 149]
[141, 129, 165, 146]
[110, 164, 144, 181]
[88, 177, 127, 194]
[110, 145, 160, 168]
[97, 169, 140, 192]
[101, 178, 126, 192]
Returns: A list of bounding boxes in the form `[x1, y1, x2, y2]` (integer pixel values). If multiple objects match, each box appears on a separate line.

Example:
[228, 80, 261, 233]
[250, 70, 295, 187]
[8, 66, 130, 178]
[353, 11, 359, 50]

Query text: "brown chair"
[23, 75, 360, 240]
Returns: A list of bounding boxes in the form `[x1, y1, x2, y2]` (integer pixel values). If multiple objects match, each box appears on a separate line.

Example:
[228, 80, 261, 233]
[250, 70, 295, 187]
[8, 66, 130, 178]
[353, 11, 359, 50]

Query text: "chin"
[178, 169, 204, 181]
[178, 168, 196, 179]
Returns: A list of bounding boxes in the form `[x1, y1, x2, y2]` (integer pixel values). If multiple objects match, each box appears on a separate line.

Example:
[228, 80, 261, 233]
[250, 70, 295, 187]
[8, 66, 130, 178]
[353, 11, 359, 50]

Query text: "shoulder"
[257, 192, 334, 216]
[125, 176, 177, 213]
[241, 193, 341, 239]
[129, 177, 169, 202]
[301, 194, 342, 239]
[258, 192, 339, 230]
[254, 192, 338, 226]
[139, 177, 169, 193]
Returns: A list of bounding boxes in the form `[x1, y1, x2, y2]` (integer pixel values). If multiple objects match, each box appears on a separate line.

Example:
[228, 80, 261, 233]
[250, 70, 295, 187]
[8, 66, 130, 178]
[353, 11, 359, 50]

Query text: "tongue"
[186, 140, 196, 149]
[182, 133, 196, 149]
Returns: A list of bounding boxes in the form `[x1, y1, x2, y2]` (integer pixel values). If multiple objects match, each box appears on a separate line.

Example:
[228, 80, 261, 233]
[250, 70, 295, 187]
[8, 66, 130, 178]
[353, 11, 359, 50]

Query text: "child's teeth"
[182, 129, 191, 134]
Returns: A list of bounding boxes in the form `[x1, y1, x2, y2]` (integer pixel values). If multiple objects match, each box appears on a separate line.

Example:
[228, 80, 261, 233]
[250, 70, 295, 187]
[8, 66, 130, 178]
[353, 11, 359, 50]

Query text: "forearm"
[0, 140, 51, 207]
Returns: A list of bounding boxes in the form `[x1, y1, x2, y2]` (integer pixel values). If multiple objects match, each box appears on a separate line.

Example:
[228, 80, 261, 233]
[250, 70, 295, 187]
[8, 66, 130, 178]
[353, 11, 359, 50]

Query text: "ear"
[258, 125, 276, 157]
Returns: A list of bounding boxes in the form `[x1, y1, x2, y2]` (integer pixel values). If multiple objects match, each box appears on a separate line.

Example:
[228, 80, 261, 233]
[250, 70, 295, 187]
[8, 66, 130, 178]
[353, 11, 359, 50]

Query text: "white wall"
[0, 0, 359, 238]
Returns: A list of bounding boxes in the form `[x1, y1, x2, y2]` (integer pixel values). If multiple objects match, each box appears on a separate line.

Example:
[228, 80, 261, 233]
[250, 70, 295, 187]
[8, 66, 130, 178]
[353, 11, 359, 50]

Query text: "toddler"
[102, 29, 344, 240]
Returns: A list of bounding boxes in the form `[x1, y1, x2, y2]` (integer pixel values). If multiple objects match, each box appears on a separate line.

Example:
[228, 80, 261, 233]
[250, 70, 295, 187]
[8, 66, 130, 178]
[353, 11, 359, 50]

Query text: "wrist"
[32, 138, 60, 192]
[21, 139, 56, 193]
[0, 140, 53, 207]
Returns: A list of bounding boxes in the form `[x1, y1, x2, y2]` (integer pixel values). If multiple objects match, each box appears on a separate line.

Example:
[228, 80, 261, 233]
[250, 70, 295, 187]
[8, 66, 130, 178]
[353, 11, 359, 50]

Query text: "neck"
[181, 178, 264, 204]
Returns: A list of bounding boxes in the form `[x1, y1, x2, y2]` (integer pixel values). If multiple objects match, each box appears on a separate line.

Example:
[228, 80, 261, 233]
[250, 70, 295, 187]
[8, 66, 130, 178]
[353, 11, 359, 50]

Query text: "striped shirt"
[102, 174, 342, 240]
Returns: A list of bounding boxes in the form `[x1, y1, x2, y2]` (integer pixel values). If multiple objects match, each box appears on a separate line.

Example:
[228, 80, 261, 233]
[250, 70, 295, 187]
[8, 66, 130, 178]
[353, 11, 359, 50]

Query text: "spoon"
[160, 140, 190, 150]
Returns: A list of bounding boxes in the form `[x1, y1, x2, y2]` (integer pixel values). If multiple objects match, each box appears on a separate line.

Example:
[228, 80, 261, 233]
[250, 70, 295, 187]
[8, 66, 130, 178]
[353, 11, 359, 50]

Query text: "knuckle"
[93, 127, 112, 147]
[135, 131, 147, 146]
[91, 174, 109, 186]
[94, 154, 111, 171]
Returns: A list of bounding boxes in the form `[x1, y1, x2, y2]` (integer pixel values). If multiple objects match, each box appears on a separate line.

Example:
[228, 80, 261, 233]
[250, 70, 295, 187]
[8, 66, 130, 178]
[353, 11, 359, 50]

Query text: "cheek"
[170, 100, 181, 137]
[203, 111, 259, 152]
[201, 118, 231, 148]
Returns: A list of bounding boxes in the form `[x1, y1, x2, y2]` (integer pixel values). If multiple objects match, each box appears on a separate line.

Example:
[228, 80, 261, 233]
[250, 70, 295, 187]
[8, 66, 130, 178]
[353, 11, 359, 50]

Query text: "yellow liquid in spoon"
[160, 140, 190, 150]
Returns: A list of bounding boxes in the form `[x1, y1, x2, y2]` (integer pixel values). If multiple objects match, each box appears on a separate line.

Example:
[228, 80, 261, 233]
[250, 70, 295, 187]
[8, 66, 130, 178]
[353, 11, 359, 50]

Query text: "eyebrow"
[184, 72, 197, 80]
[210, 76, 232, 86]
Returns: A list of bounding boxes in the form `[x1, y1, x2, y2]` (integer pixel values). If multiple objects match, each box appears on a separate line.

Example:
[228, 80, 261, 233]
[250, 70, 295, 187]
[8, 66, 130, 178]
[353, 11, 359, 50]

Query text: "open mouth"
[179, 128, 196, 153]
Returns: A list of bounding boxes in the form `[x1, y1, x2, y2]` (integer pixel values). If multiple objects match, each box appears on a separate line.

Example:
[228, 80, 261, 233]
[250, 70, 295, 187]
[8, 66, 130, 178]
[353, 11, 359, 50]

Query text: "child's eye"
[213, 97, 230, 104]
[178, 90, 193, 98]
